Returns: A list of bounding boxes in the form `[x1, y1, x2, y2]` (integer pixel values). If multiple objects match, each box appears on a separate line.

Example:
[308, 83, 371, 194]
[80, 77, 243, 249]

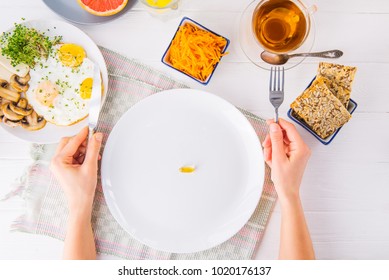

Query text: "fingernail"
[95, 133, 103, 142]
[270, 123, 279, 133]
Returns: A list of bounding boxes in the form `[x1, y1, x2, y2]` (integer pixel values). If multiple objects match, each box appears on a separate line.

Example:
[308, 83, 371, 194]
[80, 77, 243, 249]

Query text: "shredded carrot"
[167, 22, 228, 82]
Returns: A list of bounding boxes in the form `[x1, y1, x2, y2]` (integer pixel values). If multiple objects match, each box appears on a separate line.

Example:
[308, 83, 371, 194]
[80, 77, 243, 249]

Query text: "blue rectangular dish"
[288, 99, 357, 145]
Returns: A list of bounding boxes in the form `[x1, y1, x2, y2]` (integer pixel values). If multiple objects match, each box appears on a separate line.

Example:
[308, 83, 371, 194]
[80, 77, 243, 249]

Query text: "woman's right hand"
[50, 127, 103, 214]
[262, 118, 311, 203]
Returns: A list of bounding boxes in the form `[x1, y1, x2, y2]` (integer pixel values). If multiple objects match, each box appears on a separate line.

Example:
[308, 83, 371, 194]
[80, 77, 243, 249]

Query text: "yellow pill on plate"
[179, 166, 196, 173]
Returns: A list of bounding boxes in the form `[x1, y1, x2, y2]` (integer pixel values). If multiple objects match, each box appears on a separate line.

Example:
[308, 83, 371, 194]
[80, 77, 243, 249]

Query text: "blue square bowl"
[161, 17, 230, 85]
[287, 78, 358, 145]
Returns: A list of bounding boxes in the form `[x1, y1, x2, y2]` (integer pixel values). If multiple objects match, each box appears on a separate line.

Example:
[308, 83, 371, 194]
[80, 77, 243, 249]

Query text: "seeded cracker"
[318, 62, 357, 108]
[318, 62, 357, 90]
[291, 78, 351, 139]
[317, 75, 351, 108]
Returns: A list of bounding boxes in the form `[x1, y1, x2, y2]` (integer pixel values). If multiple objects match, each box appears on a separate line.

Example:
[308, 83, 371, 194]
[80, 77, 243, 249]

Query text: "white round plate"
[1, 20, 108, 143]
[101, 89, 265, 253]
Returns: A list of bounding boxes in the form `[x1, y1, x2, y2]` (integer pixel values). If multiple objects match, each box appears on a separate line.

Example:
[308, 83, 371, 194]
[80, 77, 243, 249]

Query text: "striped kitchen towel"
[8, 47, 277, 260]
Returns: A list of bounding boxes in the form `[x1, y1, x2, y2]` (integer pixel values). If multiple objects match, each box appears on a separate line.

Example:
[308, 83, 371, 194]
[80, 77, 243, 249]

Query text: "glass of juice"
[139, 0, 181, 16]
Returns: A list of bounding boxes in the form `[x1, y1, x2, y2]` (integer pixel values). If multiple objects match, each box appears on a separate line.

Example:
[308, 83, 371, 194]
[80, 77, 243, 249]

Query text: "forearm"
[279, 196, 315, 260]
[63, 204, 96, 260]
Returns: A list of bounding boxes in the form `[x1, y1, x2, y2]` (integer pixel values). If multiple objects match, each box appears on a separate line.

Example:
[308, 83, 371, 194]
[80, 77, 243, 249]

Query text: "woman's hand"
[263, 118, 315, 259]
[50, 127, 103, 215]
[262, 118, 311, 203]
[50, 127, 102, 260]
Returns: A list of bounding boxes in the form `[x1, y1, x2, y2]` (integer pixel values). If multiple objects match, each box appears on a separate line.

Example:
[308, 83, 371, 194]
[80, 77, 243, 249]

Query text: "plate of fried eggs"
[0, 20, 108, 143]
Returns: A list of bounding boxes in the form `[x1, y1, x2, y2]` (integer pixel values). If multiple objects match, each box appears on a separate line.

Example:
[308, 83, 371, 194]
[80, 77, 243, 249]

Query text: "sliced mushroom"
[1, 96, 9, 106]
[0, 79, 8, 88]
[10, 74, 30, 93]
[0, 86, 20, 102]
[21, 111, 46, 131]
[16, 73, 30, 84]
[1, 103, 24, 121]
[9, 98, 33, 116]
[0, 106, 4, 122]
[2, 117, 21, 127]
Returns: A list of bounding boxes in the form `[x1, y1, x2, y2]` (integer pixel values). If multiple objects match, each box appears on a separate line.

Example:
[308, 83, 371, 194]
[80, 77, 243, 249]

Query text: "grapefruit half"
[77, 0, 128, 16]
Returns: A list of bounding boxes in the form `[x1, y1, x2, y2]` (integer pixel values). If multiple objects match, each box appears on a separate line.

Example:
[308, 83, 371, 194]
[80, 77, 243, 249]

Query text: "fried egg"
[26, 43, 95, 126]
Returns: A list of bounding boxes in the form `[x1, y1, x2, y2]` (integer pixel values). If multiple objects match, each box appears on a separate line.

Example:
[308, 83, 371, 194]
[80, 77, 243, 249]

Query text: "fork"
[269, 66, 285, 123]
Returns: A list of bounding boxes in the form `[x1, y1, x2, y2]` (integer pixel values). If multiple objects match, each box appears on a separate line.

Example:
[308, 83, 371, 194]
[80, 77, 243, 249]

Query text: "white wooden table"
[0, 0, 388, 260]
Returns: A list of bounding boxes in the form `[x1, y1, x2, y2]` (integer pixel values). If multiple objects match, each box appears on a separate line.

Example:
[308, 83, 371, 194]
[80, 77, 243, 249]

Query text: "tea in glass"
[252, 0, 308, 53]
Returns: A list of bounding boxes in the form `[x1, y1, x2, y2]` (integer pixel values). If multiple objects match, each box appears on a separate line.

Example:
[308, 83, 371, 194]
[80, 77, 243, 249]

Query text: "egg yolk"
[80, 78, 93, 99]
[58, 44, 86, 67]
[35, 81, 59, 107]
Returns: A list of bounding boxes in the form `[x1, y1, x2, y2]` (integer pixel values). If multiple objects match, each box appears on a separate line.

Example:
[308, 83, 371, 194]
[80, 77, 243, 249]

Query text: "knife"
[88, 63, 102, 140]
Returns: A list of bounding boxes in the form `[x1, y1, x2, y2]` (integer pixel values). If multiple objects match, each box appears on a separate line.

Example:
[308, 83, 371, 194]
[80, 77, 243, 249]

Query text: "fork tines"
[269, 66, 285, 92]
[269, 66, 285, 123]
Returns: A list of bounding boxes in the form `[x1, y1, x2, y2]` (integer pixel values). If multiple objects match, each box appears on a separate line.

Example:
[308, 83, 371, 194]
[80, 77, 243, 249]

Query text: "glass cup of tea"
[252, 0, 316, 54]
